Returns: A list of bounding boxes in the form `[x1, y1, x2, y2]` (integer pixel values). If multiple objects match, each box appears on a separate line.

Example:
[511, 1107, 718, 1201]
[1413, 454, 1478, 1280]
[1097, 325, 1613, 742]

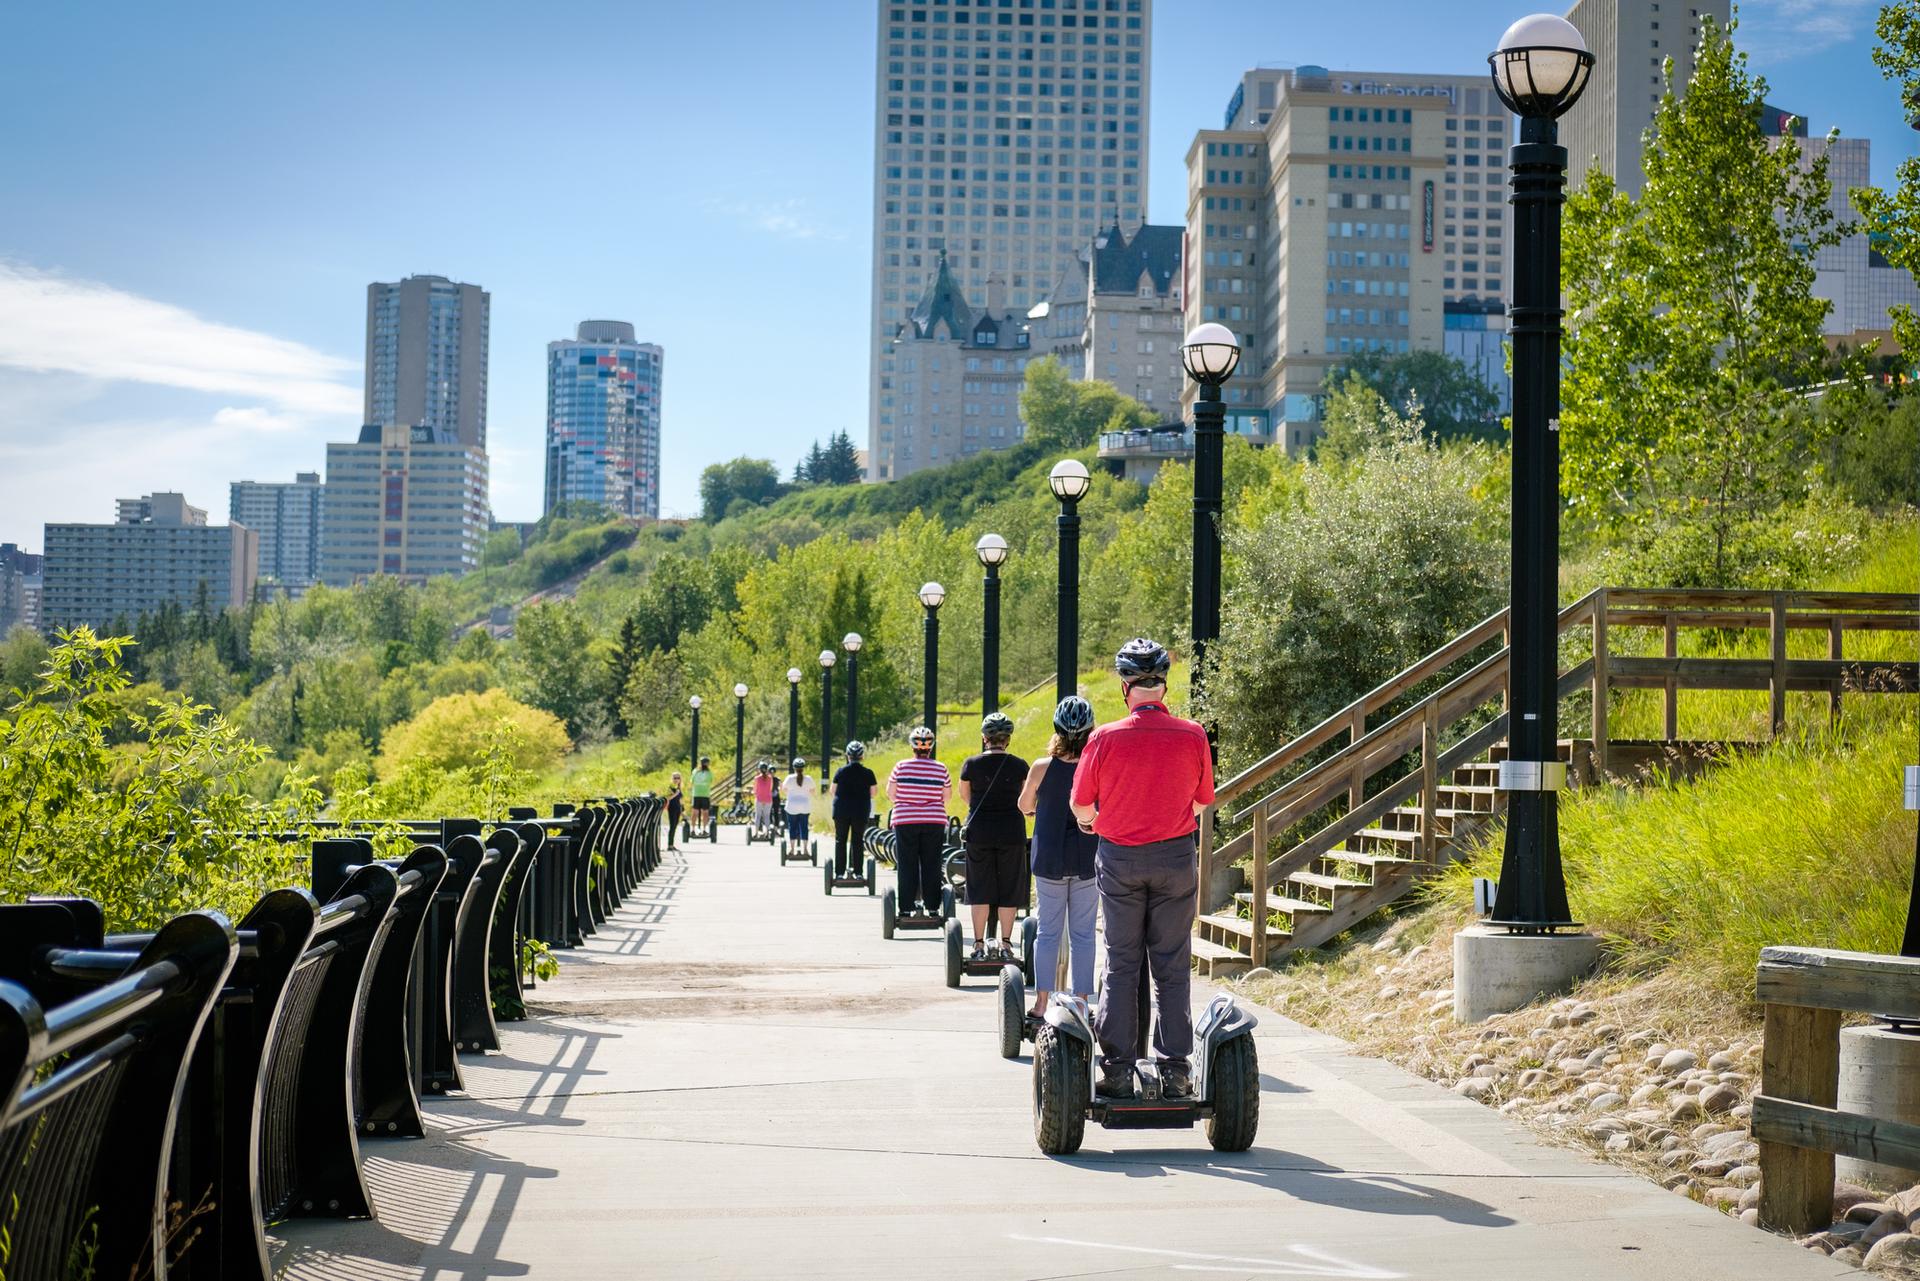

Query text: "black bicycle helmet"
[1115, 637, 1171, 683]
[845, 740, 866, 760]
[1053, 695, 1095, 735]
[981, 711, 1016, 740]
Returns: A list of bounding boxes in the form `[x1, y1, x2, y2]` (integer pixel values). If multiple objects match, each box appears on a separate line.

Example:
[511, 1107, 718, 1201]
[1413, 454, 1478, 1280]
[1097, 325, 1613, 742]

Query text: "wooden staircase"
[1190, 587, 1920, 977]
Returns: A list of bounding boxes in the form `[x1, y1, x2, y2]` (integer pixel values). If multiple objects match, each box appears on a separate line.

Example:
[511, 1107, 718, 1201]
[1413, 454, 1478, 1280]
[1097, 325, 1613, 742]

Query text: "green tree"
[377, 687, 571, 777]
[819, 430, 864, 485]
[1330, 349, 1498, 441]
[482, 527, 523, 567]
[0, 626, 49, 707]
[700, 456, 785, 521]
[1854, 1, 1920, 356]
[509, 601, 605, 736]
[1559, 15, 1853, 585]
[1018, 356, 1159, 448]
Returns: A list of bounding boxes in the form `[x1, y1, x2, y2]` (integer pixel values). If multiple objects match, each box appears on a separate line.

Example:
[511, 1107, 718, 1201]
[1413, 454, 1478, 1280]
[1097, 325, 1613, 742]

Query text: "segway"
[824, 831, 878, 896]
[780, 828, 819, 866]
[1031, 992, 1260, 1156]
[880, 881, 956, 938]
[998, 922, 1080, 1059]
[946, 912, 1036, 988]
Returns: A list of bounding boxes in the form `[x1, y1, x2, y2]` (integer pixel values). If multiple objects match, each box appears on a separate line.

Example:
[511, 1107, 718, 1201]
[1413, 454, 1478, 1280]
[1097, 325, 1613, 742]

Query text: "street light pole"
[1181, 323, 1243, 716]
[1487, 15, 1593, 933]
[732, 682, 748, 815]
[843, 632, 864, 745]
[976, 533, 1008, 715]
[1049, 460, 1091, 704]
[786, 667, 802, 768]
[819, 650, 836, 781]
[688, 694, 702, 773]
[919, 582, 946, 748]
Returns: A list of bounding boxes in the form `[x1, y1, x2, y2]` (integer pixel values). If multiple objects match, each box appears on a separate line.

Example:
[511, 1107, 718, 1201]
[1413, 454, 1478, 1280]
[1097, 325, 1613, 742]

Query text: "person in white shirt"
[782, 757, 816, 846]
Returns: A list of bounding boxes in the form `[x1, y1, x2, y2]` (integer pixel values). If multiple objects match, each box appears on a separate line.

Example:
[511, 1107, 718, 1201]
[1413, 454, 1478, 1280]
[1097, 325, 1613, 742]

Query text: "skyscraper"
[364, 275, 491, 449]
[544, 322, 664, 520]
[230, 472, 323, 594]
[867, 0, 1153, 481]
[1561, 0, 1728, 196]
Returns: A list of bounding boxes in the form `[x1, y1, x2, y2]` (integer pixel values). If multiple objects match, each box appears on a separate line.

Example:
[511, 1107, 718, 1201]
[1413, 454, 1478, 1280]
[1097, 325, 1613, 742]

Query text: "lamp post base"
[1452, 924, 1603, 1023]
[1837, 1025, 1920, 1187]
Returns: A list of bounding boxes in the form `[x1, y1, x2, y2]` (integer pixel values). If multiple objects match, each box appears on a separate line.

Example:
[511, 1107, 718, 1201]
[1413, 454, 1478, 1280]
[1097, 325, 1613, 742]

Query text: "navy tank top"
[1031, 757, 1098, 880]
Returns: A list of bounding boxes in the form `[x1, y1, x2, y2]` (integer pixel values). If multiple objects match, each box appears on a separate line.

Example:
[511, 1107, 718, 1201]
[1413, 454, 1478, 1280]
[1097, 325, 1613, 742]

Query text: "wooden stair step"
[1192, 936, 1256, 974]
[1388, 806, 1483, 820]
[1327, 848, 1419, 869]
[1233, 892, 1332, 916]
[1197, 912, 1288, 944]
[1290, 869, 1369, 892]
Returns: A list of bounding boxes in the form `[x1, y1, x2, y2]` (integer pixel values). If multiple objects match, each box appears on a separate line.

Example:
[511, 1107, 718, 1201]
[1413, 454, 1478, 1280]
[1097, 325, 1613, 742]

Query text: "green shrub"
[377, 688, 571, 778]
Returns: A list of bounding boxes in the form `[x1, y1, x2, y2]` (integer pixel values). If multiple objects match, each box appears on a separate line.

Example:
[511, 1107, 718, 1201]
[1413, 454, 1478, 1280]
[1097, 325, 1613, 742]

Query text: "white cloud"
[1739, 0, 1878, 63]
[0, 260, 360, 417]
[704, 198, 846, 242]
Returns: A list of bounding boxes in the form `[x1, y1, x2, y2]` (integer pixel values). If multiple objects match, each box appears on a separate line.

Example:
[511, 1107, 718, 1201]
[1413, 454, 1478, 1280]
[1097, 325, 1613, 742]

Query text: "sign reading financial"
[1422, 180, 1435, 252]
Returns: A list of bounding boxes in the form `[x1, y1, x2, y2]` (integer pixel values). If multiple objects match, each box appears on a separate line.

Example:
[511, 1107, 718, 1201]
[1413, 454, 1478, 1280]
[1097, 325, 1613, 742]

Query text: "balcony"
[1098, 426, 1194, 483]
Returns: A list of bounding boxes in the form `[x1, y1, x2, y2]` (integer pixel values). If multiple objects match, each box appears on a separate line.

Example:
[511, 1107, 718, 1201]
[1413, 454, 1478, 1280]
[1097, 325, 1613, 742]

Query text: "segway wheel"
[709, 821, 718, 844]
[823, 860, 834, 896]
[1205, 1032, 1261, 1153]
[1032, 1024, 1088, 1155]
[943, 918, 963, 989]
[810, 840, 819, 868]
[864, 857, 876, 897]
[881, 887, 897, 940]
[940, 886, 956, 920]
[997, 965, 1025, 1060]
[1020, 915, 1039, 985]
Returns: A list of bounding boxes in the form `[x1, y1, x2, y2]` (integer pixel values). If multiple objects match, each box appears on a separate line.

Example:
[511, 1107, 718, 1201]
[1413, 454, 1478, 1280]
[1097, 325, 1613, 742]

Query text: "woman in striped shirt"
[885, 726, 952, 917]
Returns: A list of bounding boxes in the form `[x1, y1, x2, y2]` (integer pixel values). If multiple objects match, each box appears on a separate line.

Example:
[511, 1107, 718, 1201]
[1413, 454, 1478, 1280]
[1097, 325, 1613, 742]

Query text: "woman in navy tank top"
[1017, 696, 1100, 1017]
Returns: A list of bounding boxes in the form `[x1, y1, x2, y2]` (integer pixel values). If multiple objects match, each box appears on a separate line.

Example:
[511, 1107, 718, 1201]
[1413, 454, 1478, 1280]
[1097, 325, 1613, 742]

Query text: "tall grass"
[1442, 716, 1918, 994]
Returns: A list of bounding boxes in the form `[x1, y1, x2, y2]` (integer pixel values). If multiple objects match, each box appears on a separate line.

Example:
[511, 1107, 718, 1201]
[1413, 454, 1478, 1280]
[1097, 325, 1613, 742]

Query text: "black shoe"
[1162, 1066, 1194, 1099]
[1097, 1065, 1134, 1099]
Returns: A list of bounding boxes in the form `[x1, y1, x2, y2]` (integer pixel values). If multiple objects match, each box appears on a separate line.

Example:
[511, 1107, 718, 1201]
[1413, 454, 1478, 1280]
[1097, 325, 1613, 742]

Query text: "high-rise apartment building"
[0, 544, 42, 636]
[1184, 67, 1503, 451]
[544, 322, 664, 520]
[230, 473, 323, 594]
[320, 425, 489, 585]
[42, 495, 258, 630]
[365, 275, 491, 450]
[868, 0, 1153, 480]
[1562, 0, 1727, 196]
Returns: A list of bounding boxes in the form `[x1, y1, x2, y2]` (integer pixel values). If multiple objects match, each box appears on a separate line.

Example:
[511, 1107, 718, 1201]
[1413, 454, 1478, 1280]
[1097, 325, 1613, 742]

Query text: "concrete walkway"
[274, 826, 1857, 1280]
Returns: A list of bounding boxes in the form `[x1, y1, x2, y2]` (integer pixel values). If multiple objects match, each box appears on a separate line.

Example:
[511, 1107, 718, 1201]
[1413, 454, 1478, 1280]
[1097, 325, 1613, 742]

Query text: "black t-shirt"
[831, 763, 878, 819]
[960, 751, 1029, 845]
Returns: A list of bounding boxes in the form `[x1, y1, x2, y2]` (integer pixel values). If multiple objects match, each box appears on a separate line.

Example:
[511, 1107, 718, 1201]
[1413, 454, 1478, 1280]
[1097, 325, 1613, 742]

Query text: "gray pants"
[1034, 875, 1097, 994]
[1093, 835, 1196, 1071]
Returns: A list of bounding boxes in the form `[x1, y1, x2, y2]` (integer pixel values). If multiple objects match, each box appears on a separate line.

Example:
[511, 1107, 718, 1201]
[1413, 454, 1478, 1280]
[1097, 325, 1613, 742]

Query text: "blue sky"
[0, 0, 1908, 542]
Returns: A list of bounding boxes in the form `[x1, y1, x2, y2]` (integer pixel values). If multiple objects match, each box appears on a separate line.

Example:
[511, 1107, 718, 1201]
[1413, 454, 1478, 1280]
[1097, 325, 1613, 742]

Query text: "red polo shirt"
[1070, 703, 1215, 846]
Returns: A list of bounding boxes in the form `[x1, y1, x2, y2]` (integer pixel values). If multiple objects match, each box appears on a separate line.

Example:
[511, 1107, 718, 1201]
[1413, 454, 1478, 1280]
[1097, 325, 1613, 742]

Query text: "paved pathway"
[275, 827, 1855, 1280]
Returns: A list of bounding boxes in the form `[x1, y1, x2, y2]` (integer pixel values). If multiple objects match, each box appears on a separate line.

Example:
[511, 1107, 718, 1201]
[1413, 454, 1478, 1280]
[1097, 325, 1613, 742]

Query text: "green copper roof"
[907, 249, 974, 340]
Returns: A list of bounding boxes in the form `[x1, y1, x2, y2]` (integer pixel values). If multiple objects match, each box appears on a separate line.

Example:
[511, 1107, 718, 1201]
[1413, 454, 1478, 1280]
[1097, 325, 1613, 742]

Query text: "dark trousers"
[894, 824, 946, 914]
[834, 815, 868, 875]
[1093, 835, 1196, 1071]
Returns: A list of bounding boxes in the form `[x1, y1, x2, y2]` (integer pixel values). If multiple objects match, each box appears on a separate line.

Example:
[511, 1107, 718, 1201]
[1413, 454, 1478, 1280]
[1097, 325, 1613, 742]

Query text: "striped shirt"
[887, 756, 951, 827]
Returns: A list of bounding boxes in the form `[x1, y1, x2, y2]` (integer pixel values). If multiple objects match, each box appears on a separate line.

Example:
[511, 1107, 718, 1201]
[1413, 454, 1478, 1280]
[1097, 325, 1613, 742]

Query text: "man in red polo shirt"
[1070, 637, 1214, 1099]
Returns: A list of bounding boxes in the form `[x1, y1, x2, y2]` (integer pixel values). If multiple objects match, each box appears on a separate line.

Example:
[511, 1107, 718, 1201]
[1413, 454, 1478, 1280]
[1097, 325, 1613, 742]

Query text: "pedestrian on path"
[753, 761, 776, 834]
[886, 727, 952, 915]
[829, 741, 878, 877]
[690, 757, 714, 838]
[958, 712, 1029, 961]
[782, 758, 815, 846]
[1018, 696, 1099, 1016]
[665, 773, 685, 851]
[1070, 638, 1214, 1101]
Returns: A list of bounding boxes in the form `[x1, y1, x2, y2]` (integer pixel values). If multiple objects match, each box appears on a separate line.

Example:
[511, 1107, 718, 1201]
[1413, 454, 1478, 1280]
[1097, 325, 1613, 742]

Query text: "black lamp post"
[1906, 768, 1920, 958]
[818, 649, 836, 780]
[1049, 459, 1091, 703]
[732, 682, 748, 813]
[919, 581, 945, 747]
[975, 533, 1008, 715]
[1486, 13, 1594, 933]
[688, 694, 702, 769]
[1181, 322, 1242, 715]
[843, 632, 863, 744]
[786, 667, 802, 769]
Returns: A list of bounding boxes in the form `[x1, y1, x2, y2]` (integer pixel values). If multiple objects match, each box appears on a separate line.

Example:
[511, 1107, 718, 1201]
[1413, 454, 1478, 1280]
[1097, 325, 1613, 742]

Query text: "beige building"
[1562, 0, 1727, 196]
[1082, 221, 1185, 413]
[881, 252, 1034, 474]
[42, 494, 258, 630]
[867, 0, 1152, 480]
[1184, 66, 1496, 451]
[320, 424, 489, 585]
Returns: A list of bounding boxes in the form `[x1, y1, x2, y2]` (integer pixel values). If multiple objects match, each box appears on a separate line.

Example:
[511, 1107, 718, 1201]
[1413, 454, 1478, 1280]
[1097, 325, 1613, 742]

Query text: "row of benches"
[0, 794, 664, 1281]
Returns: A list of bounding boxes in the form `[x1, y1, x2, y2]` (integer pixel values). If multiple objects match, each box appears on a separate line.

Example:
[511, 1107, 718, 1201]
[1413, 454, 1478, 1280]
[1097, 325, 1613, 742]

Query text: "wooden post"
[1828, 617, 1844, 728]
[1420, 702, 1440, 864]
[1769, 593, 1789, 737]
[1590, 589, 1609, 781]
[1347, 707, 1366, 813]
[1757, 1001, 1842, 1234]
[1500, 624, 1510, 712]
[1249, 803, 1269, 967]
[1663, 613, 1679, 741]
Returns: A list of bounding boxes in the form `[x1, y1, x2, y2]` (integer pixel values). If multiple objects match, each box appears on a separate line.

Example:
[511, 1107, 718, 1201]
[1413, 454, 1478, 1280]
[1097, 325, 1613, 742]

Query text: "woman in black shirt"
[957, 712, 1030, 961]
[828, 741, 878, 878]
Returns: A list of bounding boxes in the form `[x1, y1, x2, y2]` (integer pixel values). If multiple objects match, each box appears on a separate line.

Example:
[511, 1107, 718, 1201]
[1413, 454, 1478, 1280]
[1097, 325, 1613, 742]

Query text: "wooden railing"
[1199, 589, 1919, 932]
[1754, 947, 1920, 1234]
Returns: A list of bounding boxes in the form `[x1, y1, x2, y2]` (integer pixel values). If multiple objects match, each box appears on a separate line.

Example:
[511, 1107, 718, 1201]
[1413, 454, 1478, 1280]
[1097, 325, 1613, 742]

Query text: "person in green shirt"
[690, 757, 714, 838]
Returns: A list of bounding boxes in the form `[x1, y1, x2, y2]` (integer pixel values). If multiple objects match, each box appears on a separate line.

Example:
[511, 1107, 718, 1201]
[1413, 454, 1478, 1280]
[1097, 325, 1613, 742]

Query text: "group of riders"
[661, 637, 1213, 1101]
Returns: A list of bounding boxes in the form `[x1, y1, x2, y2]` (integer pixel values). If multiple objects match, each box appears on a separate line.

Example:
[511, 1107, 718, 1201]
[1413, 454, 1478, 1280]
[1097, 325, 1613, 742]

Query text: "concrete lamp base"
[1452, 924, 1604, 1023]
[1837, 1024, 1920, 1188]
